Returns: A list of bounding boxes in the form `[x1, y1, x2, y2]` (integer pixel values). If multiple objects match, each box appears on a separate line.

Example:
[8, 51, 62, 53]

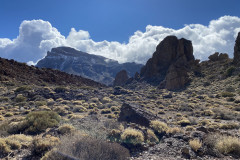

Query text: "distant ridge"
[36, 47, 143, 85]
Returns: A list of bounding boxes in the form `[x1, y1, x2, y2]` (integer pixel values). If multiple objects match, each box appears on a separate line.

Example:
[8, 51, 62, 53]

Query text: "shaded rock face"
[208, 52, 229, 61]
[118, 103, 159, 127]
[233, 32, 240, 65]
[36, 47, 143, 85]
[113, 70, 129, 86]
[140, 36, 196, 90]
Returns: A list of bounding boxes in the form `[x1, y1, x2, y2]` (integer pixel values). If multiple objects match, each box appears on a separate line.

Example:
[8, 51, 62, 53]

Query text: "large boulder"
[140, 36, 197, 90]
[113, 70, 129, 86]
[233, 32, 240, 65]
[118, 103, 159, 127]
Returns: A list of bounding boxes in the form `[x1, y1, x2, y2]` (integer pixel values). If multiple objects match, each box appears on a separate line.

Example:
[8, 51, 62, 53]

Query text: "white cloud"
[0, 16, 240, 64]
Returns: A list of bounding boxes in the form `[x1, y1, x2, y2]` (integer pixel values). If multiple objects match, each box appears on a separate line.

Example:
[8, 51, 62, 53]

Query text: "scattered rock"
[118, 103, 159, 127]
[113, 70, 129, 86]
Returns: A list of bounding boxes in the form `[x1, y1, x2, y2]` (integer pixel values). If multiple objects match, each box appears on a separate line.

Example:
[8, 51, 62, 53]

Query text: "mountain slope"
[36, 47, 143, 85]
[0, 57, 103, 87]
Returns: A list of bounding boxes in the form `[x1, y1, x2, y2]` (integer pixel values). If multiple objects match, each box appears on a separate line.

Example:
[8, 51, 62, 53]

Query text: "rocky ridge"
[36, 47, 143, 85]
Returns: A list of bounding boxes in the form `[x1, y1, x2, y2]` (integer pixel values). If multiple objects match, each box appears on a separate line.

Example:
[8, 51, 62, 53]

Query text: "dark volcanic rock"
[208, 52, 229, 61]
[36, 47, 143, 85]
[118, 103, 159, 127]
[140, 36, 197, 90]
[233, 32, 240, 65]
[113, 70, 129, 86]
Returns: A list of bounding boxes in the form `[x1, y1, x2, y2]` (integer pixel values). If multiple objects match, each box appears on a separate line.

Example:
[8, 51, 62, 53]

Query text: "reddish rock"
[113, 70, 129, 86]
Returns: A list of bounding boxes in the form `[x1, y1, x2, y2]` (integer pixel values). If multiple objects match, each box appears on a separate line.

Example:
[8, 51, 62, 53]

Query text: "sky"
[0, 0, 240, 65]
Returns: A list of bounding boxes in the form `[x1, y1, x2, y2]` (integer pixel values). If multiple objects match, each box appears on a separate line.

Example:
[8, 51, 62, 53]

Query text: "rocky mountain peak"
[140, 35, 197, 90]
[36, 47, 143, 85]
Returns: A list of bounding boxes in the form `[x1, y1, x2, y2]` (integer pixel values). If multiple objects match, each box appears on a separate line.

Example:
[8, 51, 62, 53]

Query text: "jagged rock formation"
[113, 70, 129, 86]
[118, 103, 159, 127]
[36, 47, 143, 85]
[0, 57, 103, 87]
[140, 36, 198, 90]
[208, 52, 229, 61]
[233, 32, 240, 65]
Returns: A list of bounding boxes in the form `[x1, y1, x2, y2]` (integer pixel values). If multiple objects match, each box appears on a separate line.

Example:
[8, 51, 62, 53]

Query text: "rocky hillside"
[0, 57, 104, 88]
[36, 47, 143, 85]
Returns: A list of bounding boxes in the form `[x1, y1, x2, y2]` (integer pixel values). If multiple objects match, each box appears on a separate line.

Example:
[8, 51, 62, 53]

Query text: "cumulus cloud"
[0, 16, 240, 64]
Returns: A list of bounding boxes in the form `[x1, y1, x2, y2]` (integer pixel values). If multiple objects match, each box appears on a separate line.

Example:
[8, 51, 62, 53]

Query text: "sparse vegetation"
[121, 128, 144, 145]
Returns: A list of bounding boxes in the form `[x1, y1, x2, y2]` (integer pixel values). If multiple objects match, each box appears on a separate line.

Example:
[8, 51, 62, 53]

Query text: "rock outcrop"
[233, 32, 240, 65]
[36, 47, 143, 85]
[208, 52, 229, 61]
[113, 70, 129, 86]
[140, 36, 198, 90]
[118, 103, 159, 127]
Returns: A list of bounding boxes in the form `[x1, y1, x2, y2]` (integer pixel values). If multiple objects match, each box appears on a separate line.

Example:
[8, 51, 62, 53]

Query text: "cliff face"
[140, 36, 197, 90]
[233, 32, 240, 65]
[36, 47, 143, 85]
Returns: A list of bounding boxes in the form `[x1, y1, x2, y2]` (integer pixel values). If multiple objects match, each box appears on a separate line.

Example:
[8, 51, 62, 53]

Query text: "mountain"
[36, 47, 143, 85]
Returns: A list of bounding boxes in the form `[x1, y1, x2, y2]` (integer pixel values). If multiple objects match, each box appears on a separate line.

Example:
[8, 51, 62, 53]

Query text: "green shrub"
[121, 128, 144, 145]
[24, 111, 60, 134]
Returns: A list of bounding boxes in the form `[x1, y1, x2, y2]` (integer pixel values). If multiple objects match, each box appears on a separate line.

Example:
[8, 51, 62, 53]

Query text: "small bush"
[5, 139, 21, 150]
[0, 138, 11, 155]
[15, 85, 31, 92]
[221, 92, 235, 97]
[150, 120, 168, 135]
[58, 124, 75, 135]
[43, 135, 130, 160]
[108, 129, 121, 142]
[25, 111, 60, 134]
[72, 105, 87, 113]
[146, 129, 159, 144]
[35, 101, 47, 106]
[178, 119, 191, 127]
[101, 108, 111, 114]
[32, 136, 60, 155]
[15, 94, 27, 102]
[215, 136, 240, 156]
[54, 86, 68, 93]
[189, 139, 202, 152]
[121, 128, 144, 145]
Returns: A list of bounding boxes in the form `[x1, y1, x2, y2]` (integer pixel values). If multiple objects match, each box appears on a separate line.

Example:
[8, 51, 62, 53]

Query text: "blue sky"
[0, 0, 240, 64]
[1, 0, 239, 42]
